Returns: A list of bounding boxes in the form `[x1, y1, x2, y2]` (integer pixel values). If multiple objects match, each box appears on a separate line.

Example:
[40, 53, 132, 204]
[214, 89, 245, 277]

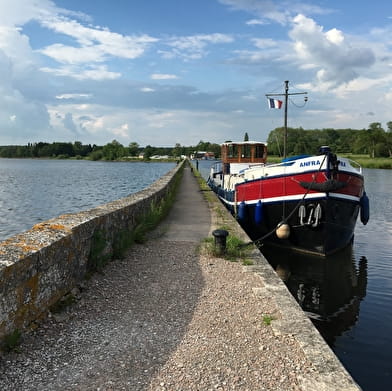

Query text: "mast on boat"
[266, 81, 308, 159]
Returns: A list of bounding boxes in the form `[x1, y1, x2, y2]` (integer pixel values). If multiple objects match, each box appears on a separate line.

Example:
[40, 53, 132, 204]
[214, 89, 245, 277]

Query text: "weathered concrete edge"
[197, 170, 361, 391]
[0, 160, 185, 340]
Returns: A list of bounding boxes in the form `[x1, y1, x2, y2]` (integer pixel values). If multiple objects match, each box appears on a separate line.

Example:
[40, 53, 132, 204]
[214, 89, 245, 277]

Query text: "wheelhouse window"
[242, 144, 251, 158]
[255, 144, 265, 159]
[228, 144, 238, 158]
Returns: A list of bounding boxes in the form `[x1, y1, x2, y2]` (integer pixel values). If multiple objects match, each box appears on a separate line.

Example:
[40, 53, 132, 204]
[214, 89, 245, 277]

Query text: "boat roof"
[221, 141, 268, 145]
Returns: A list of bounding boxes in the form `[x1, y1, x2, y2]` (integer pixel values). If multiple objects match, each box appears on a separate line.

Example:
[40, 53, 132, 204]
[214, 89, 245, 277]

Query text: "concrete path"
[160, 165, 212, 242]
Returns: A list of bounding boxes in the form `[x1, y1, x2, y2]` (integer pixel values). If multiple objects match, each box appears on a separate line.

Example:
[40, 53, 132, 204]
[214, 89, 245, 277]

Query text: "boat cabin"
[221, 141, 267, 164]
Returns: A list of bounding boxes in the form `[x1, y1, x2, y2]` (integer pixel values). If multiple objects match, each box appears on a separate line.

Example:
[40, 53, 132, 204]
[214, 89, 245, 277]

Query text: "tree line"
[0, 140, 221, 160]
[1, 122, 391, 160]
[266, 122, 392, 158]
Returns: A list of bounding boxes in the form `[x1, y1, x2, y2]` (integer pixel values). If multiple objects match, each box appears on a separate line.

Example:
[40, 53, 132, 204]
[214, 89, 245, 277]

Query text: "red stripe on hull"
[236, 171, 363, 202]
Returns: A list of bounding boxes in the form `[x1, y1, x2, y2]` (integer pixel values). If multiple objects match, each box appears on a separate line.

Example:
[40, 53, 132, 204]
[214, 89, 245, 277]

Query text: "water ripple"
[0, 159, 174, 241]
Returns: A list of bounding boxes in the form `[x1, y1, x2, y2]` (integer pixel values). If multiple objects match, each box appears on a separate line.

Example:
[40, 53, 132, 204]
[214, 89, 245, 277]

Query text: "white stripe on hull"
[220, 192, 360, 206]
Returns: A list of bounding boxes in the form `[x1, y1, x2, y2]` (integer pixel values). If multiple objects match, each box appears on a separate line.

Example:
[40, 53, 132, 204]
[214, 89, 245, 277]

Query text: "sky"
[0, 0, 392, 147]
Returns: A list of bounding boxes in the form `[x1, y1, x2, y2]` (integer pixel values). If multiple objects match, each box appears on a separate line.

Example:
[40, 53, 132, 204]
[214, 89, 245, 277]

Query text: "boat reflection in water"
[260, 245, 368, 346]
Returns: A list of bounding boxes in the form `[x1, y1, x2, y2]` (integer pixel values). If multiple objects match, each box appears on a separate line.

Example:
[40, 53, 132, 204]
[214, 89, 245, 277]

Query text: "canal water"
[197, 160, 391, 391]
[0, 159, 175, 241]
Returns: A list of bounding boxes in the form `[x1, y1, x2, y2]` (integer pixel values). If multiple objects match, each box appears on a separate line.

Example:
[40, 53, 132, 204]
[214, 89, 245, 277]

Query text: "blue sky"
[1, 0, 392, 147]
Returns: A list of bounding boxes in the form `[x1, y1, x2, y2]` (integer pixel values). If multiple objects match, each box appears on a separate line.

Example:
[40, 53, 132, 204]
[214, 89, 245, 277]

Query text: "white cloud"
[0, 45, 51, 143]
[289, 14, 375, 87]
[231, 49, 273, 64]
[41, 65, 121, 80]
[0, 26, 37, 73]
[140, 87, 155, 92]
[252, 38, 277, 49]
[164, 33, 233, 61]
[246, 19, 267, 26]
[218, 0, 333, 25]
[40, 43, 107, 65]
[147, 111, 177, 129]
[325, 28, 344, 45]
[56, 93, 92, 100]
[0, 0, 56, 26]
[62, 112, 79, 135]
[113, 123, 129, 138]
[0, 3, 157, 80]
[0, 0, 391, 146]
[150, 73, 178, 80]
[38, 15, 158, 64]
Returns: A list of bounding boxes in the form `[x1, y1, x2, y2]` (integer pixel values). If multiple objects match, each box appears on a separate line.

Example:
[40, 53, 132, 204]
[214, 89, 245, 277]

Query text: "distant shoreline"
[0, 156, 178, 163]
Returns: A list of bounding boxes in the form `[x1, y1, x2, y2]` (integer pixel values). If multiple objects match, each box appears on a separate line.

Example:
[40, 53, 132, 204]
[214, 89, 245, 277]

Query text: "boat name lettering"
[299, 160, 321, 167]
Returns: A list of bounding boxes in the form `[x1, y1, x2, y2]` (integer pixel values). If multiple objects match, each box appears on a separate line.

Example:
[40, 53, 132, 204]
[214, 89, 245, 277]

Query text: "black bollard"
[212, 229, 229, 255]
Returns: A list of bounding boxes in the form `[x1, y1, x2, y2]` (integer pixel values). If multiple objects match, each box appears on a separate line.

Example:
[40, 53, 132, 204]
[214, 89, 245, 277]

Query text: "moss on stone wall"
[0, 160, 185, 343]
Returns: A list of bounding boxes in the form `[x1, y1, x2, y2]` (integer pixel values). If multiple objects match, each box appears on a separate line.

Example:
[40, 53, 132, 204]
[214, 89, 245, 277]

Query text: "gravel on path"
[0, 238, 313, 391]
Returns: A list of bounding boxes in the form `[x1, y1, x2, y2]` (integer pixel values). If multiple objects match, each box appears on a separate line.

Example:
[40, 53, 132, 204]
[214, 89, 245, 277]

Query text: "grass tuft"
[203, 230, 253, 264]
[262, 314, 274, 326]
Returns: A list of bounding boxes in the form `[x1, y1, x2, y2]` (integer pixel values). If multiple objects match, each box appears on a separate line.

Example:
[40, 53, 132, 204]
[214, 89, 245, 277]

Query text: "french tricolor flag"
[268, 98, 283, 109]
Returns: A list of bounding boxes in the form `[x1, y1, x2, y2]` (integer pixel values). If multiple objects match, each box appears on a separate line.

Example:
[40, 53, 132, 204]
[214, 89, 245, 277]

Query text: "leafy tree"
[244, 132, 249, 141]
[386, 122, 392, 157]
[72, 141, 92, 157]
[128, 142, 139, 157]
[172, 143, 182, 157]
[194, 140, 221, 157]
[101, 140, 125, 160]
[366, 122, 386, 158]
[143, 145, 153, 160]
[89, 149, 103, 161]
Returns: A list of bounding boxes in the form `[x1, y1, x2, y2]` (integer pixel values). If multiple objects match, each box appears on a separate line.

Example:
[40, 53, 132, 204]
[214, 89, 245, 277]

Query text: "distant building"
[190, 151, 215, 160]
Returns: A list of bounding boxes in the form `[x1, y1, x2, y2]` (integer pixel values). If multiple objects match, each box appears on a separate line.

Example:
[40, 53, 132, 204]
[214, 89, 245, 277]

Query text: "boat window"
[255, 145, 265, 159]
[228, 144, 238, 158]
[242, 144, 251, 158]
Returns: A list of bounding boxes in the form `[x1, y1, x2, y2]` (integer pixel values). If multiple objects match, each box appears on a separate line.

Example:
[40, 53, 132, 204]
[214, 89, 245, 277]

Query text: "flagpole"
[266, 81, 307, 159]
[283, 80, 289, 159]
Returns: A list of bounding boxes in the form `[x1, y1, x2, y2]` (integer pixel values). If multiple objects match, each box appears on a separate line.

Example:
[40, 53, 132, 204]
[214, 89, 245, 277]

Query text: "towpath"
[0, 164, 359, 391]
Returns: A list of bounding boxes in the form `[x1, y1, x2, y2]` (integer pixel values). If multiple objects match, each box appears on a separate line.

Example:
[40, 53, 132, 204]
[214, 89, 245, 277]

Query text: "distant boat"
[207, 82, 369, 255]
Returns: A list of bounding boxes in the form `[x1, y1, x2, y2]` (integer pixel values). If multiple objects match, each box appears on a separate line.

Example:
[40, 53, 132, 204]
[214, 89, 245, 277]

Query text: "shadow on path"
[0, 164, 212, 391]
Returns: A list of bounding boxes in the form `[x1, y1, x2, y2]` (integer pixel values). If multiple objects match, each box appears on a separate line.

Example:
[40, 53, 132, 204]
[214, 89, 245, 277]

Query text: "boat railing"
[209, 161, 223, 177]
[346, 158, 362, 174]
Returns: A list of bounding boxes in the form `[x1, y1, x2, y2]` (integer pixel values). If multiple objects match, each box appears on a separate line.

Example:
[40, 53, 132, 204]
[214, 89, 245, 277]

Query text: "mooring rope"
[240, 153, 328, 248]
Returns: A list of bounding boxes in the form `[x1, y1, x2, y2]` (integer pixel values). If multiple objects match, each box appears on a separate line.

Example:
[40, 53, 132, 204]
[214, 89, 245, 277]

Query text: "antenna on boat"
[266, 80, 307, 158]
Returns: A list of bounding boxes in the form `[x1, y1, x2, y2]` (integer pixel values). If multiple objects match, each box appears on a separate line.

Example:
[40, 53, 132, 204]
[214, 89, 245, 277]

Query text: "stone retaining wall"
[0, 160, 184, 341]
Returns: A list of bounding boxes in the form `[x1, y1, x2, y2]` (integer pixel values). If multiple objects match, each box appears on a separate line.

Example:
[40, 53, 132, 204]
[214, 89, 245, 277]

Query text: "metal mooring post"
[212, 229, 229, 255]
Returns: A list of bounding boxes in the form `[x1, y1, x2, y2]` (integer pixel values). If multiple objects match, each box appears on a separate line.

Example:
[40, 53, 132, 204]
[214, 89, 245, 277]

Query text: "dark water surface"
[197, 160, 392, 391]
[0, 159, 175, 241]
[329, 168, 392, 391]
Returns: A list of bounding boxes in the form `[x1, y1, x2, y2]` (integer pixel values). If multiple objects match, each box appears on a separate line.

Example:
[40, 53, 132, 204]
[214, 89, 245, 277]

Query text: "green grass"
[88, 229, 111, 272]
[265, 155, 282, 163]
[203, 232, 253, 265]
[262, 314, 274, 326]
[191, 161, 255, 265]
[133, 167, 183, 243]
[340, 154, 392, 169]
